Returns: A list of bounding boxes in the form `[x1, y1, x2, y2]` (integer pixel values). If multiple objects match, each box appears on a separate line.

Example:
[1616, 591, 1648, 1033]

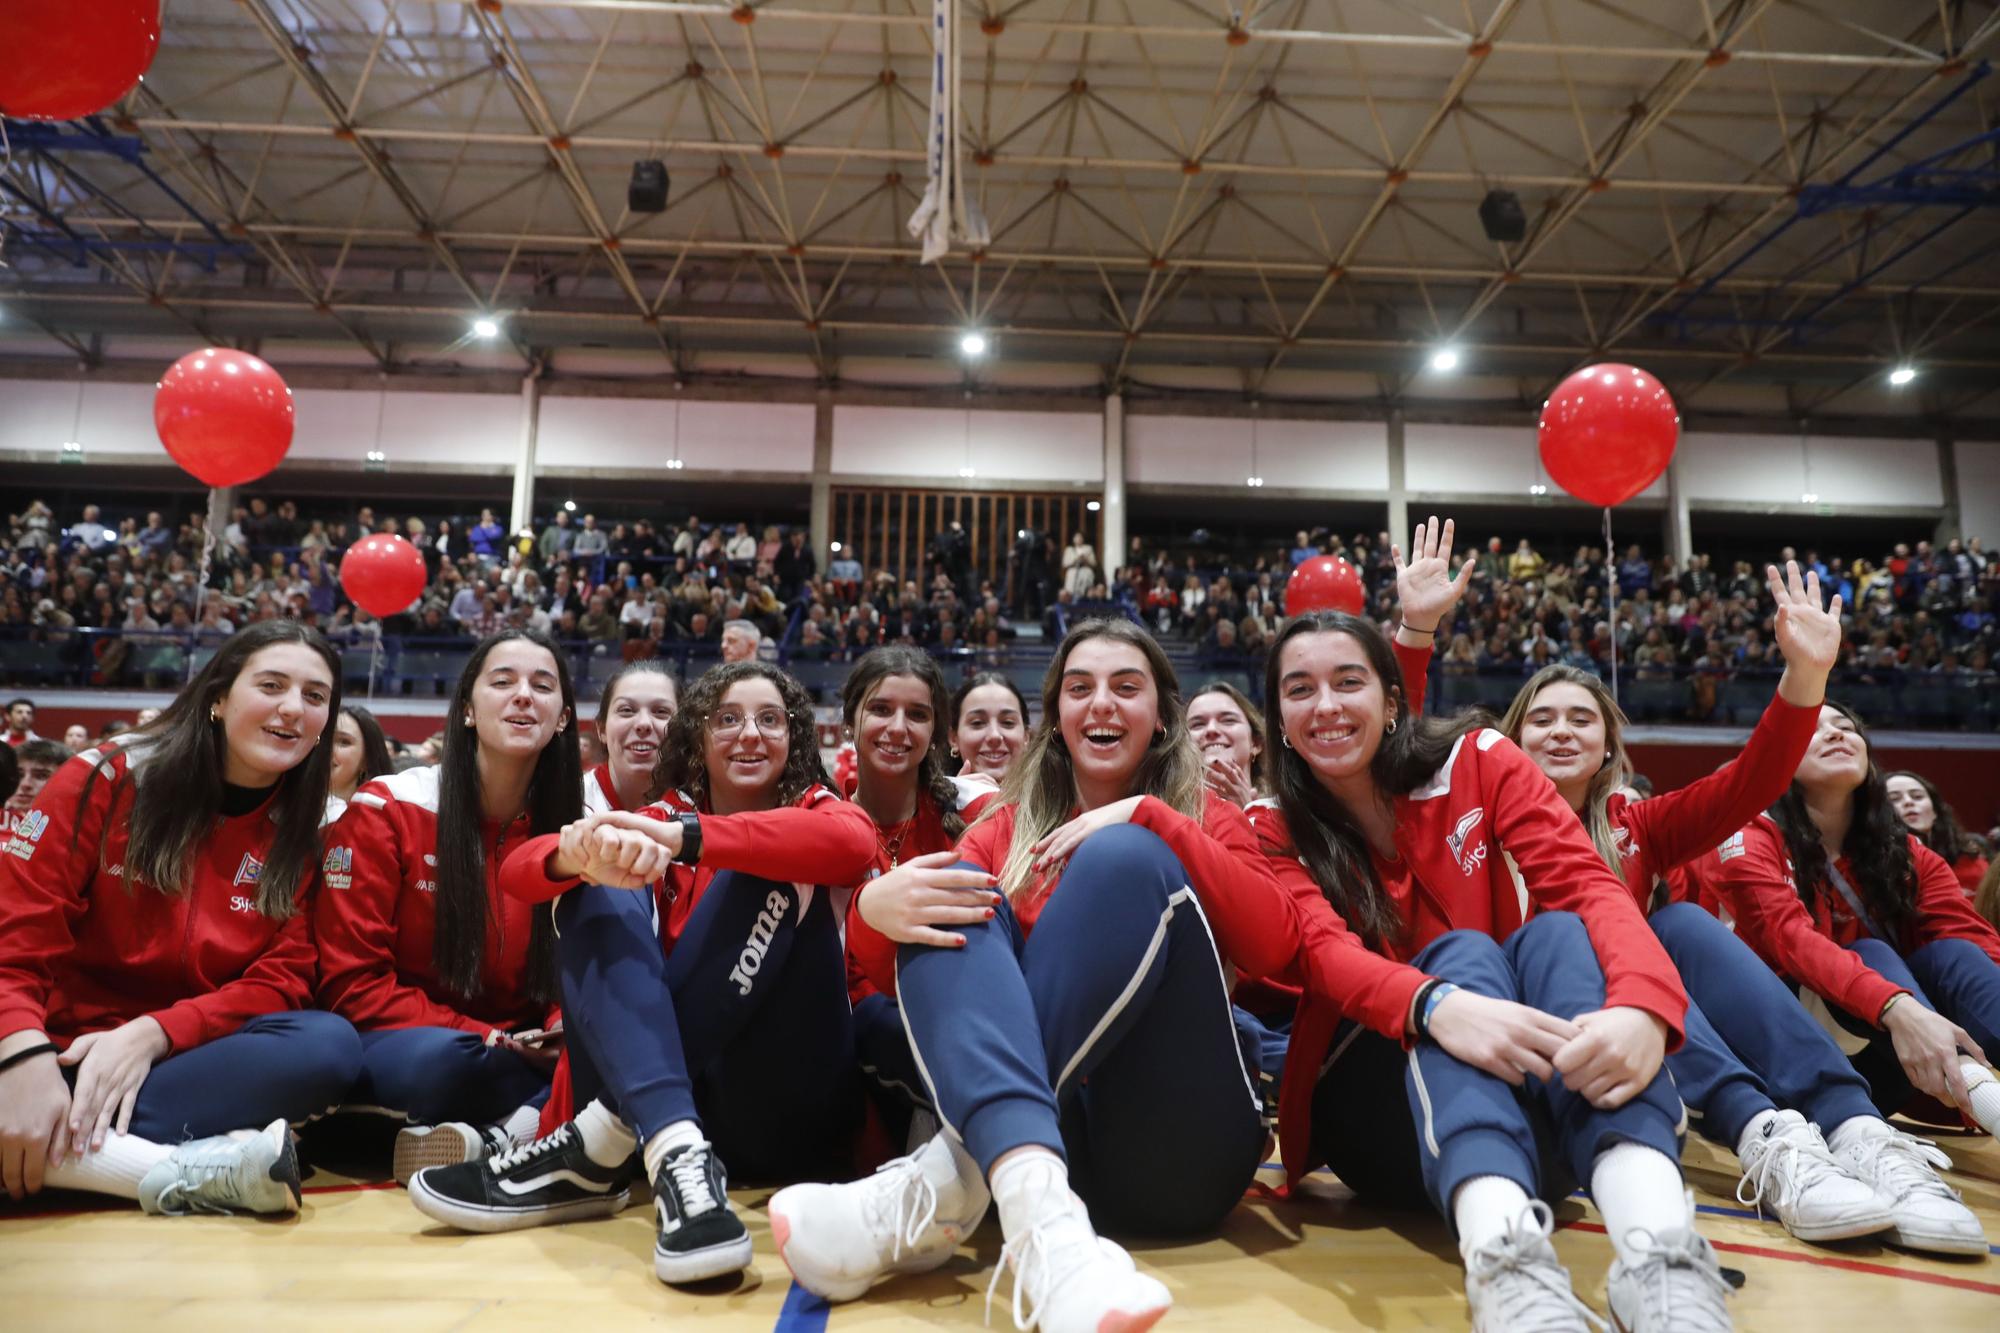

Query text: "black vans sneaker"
[653, 1140, 753, 1284]
[407, 1120, 638, 1233]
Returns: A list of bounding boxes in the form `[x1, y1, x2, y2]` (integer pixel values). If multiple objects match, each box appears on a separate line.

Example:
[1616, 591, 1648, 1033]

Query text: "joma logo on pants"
[728, 889, 792, 995]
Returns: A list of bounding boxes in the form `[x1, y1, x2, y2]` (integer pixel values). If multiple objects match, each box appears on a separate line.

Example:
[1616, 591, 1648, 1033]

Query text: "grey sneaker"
[1605, 1216, 1733, 1333]
[1838, 1128, 1989, 1256]
[1464, 1201, 1606, 1333]
[139, 1119, 302, 1217]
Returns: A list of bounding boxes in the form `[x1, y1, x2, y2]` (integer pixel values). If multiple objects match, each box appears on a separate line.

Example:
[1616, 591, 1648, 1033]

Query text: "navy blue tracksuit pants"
[553, 871, 861, 1182]
[1309, 912, 1685, 1229]
[351, 1027, 550, 1127]
[1803, 936, 2000, 1116]
[1649, 902, 1878, 1147]
[61, 1010, 363, 1144]
[897, 825, 1265, 1237]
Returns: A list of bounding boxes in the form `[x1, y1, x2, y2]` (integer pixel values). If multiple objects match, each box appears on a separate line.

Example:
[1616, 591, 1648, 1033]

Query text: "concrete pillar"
[1385, 408, 1409, 545]
[1101, 392, 1127, 574]
[1663, 451, 1693, 572]
[507, 367, 542, 541]
[1935, 435, 1962, 546]
[809, 388, 834, 566]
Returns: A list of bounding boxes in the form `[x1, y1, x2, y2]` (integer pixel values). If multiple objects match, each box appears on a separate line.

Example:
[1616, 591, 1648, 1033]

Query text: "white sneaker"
[393, 1120, 514, 1187]
[1605, 1214, 1734, 1333]
[1464, 1201, 1606, 1333]
[770, 1132, 990, 1302]
[1734, 1110, 1893, 1243]
[1838, 1128, 1989, 1256]
[139, 1119, 302, 1217]
[986, 1160, 1171, 1333]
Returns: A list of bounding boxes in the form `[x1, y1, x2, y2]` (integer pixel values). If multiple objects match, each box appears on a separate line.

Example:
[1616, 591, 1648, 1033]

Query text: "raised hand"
[1768, 559, 1843, 706]
[1393, 515, 1475, 636]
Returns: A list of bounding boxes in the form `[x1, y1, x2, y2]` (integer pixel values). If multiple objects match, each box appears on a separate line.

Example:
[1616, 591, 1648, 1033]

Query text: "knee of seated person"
[1905, 936, 1992, 970]
[1412, 927, 1510, 988]
[1064, 822, 1181, 887]
[291, 1012, 366, 1099]
[1513, 909, 1588, 955]
[1646, 900, 1709, 937]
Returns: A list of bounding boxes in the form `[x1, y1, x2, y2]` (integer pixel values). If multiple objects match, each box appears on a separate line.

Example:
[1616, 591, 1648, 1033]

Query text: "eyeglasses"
[708, 708, 790, 740]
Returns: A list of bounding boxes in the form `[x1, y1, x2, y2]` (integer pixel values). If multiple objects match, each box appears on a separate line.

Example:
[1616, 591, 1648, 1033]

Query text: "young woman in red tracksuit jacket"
[771, 618, 1301, 1333]
[1683, 701, 2000, 1156]
[314, 629, 583, 1186]
[1253, 606, 1726, 1333]
[583, 659, 678, 815]
[0, 621, 361, 1216]
[408, 659, 876, 1289]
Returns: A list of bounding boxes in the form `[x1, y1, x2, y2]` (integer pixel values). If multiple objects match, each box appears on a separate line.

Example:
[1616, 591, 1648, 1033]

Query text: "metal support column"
[810, 388, 834, 566]
[508, 366, 542, 541]
[1385, 409, 1409, 545]
[1935, 435, 1963, 546]
[1102, 393, 1127, 575]
[1664, 453, 1693, 573]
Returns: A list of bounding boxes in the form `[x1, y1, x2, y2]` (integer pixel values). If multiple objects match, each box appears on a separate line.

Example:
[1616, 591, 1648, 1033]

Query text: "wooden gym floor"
[4, 1131, 1996, 1330]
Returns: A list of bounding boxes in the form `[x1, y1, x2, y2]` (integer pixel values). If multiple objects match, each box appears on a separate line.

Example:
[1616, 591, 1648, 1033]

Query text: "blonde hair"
[981, 619, 1204, 900]
[1976, 857, 2000, 934]
[1498, 664, 1632, 875]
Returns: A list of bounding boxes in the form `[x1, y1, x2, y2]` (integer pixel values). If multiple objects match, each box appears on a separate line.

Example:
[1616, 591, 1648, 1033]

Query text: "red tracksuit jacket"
[0, 740, 318, 1053]
[1251, 727, 1689, 1189]
[315, 766, 551, 1035]
[845, 790, 1300, 1002]
[843, 778, 1003, 1004]
[1682, 816, 2000, 1024]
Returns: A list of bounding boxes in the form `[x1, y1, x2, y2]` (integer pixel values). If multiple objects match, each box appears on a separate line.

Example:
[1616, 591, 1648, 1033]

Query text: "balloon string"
[191, 490, 215, 685]
[1603, 505, 1618, 705]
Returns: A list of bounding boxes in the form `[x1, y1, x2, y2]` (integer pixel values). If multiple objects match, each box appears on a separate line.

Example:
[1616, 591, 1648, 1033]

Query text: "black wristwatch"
[675, 813, 703, 864]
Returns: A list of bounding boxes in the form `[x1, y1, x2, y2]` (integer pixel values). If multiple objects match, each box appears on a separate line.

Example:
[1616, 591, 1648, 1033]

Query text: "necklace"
[877, 814, 917, 868]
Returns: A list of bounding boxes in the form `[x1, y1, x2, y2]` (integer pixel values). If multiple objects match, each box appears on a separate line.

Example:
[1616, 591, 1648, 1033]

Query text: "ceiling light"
[563, 499, 576, 512]
[664, 458, 685, 470]
[1529, 483, 1547, 496]
[1800, 492, 1819, 504]
[1888, 365, 1916, 386]
[472, 317, 500, 338]
[829, 541, 843, 553]
[1086, 500, 1102, 512]
[959, 331, 988, 358]
[1429, 346, 1460, 372]
[958, 466, 976, 478]
[1246, 476, 1264, 488]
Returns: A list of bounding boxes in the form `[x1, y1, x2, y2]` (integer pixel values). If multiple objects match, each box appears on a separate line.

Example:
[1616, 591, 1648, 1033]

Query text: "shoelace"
[488, 1123, 574, 1175]
[1465, 1201, 1607, 1333]
[156, 1136, 260, 1215]
[1735, 1125, 1845, 1215]
[1850, 1130, 1961, 1202]
[859, 1156, 940, 1263]
[1618, 1226, 1733, 1332]
[985, 1206, 1098, 1331]
[666, 1145, 721, 1216]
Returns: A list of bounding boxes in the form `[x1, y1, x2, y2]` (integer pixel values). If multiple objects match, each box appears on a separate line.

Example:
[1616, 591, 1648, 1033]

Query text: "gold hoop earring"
[209, 706, 221, 723]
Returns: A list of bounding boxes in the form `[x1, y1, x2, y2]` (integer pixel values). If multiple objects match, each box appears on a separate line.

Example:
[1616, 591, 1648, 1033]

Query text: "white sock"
[1589, 1142, 1690, 1267]
[1827, 1114, 1895, 1154]
[1452, 1174, 1534, 1259]
[640, 1117, 704, 1181]
[41, 1131, 176, 1202]
[1959, 1059, 2000, 1136]
[575, 1098, 639, 1168]
[1735, 1107, 1781, 1160]
[915, 1131, 990, 1216]
[989, 1146, 1072, 1242]
[499, 1102, 543, 1144]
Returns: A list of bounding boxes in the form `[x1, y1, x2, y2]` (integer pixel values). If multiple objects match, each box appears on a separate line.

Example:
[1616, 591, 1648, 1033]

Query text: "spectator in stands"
[725, 522, 757, 567]
[1062, 531, 1098, 598]
[61, 724, 88, 750]
[579, 594, 620, 649]
[1288, 531, 1318, 567]
[717, 618, 758, 663]
[1508, 538, 1545, 582]
[572, 515, 609, 563]
[776, 529, 816, 599]
[465, 509, 503, 560]
[538, 510, 574, 564]
[6, 699, 39, 747]
[68, 505, 115, 554]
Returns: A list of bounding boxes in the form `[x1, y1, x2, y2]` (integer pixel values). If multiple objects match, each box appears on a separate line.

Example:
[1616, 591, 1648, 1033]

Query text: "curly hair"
[1768, 699, 1917, 948]
[841, 645, 964, 839]
[651, 660, 829, 810]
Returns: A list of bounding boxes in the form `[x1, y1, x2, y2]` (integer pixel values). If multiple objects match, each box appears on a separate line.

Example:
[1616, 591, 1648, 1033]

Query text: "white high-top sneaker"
[1605, 1201, 1735, 1333]
[770, 1132, 990, 1302]
[1734, 1110, 1894, 1243]
[986, 1157, 1171, 1333]
[1837, 1127, 1989, 1256]
[1463, 1201, 1606, 1333]
[138, 1119, 302, 1217]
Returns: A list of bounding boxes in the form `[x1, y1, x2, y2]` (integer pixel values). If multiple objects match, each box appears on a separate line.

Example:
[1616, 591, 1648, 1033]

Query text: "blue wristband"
[1419, 981, 1460, 1037]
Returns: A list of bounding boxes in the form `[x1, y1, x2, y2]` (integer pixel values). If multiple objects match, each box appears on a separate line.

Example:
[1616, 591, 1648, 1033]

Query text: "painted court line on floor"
[773, 1279, 831, 1332]
[1557, 1219, 2000, 1297]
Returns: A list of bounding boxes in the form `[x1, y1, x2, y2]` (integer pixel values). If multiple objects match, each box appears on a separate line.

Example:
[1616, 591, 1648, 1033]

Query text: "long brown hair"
[984, 618, 1203, 899]
[1264, 612, 1484, 951]
[842, 646, 964, 839]
[80, 620, 339, 919]
[1769, 700, 1917, 948]
[1498, 664, 1631, 875]
[1886, 769, 1975, 866]
[1187, 679, 1267, 794]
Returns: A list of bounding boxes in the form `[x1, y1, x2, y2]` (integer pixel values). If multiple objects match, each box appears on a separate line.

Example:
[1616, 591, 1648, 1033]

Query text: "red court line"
[1557, 1220, 2000, 1298]
[303, 1180, 399, 1195]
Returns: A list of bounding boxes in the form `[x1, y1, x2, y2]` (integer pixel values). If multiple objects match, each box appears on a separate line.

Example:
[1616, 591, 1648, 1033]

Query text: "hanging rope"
[1603, 505, 1619, 704]
[909, 0, 990, 264]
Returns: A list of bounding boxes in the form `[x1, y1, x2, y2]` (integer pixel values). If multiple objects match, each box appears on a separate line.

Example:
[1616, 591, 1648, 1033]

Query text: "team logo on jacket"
[3, 810, 49, 861]
[728, 888, 802, 996]
[323, 846, 354, 891]
[1612, 826, 1637, 860]
[233, 852, 264, 888]
[1716, 831, 1746, 864]
[1446, 809, 1487, 873]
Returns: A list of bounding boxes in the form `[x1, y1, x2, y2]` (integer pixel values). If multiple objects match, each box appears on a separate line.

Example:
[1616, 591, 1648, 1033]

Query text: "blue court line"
[773, 1279, 830, 1332]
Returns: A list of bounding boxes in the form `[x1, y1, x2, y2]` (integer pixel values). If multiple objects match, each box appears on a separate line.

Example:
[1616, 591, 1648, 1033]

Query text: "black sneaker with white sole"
[407, 1120, 639, 1233]
[393, 1120, 515, 1188]
[653, 1140, 753, 1284]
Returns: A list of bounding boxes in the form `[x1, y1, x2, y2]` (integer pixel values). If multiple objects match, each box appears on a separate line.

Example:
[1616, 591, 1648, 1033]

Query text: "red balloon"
[1537, 363, 1680, 508]
[1285, 556, 1365, 617]
[154, 348, 295, 487]
[340, 535, 430, 619]
[0, 0, 161, 121]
